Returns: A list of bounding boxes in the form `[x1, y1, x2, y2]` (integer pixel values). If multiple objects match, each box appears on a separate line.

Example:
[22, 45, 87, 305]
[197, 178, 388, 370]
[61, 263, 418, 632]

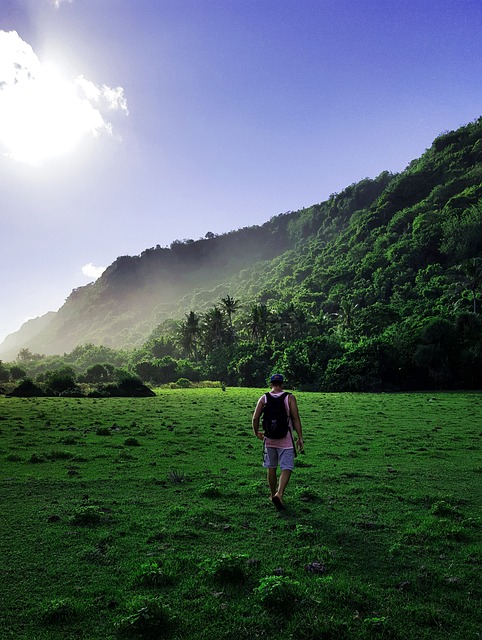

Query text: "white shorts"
[263, 446, 295, 471]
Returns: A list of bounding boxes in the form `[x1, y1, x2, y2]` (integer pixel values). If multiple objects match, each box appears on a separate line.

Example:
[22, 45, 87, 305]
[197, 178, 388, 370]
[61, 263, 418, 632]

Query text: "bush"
[116, 596, 174, 638]
[101, 378, 156, 397]
[199, 553, 249, 584]
[70, 506, 106, 527]
[199, 482, 222, 498]
[294, 524, 316, 540]
[48, 450, 75, 461]
[431, 500, 462, 518]
[175, 377, 192, 388]
[41, 598, 79, 624]
[44, 367, 77, 394]
[167, 469, 187, 484]
[132, 563, 173, 588]
[124, 437, 141, 447]
[254, 575, 302, 613]
[8, 378, 45, 397]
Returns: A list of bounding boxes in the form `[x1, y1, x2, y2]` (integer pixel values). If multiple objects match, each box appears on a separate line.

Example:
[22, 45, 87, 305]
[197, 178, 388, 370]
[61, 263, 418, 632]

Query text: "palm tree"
[202, 307, 227, 350]
[179, 311, 201, 359]
[220, 295, 241, 341]
[249, 303, 270, 341]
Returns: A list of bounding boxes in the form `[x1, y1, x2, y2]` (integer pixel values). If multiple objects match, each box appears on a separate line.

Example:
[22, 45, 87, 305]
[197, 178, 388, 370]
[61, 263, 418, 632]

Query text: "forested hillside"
[2, 117, 482, 391]
[0, 164, 392, 358]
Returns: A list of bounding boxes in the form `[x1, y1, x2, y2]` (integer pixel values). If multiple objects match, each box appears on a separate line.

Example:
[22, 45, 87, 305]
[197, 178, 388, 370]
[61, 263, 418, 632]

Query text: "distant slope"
[0, 172, 390, 359]
[0, 313, 56, 361]
[1, 116, 481, 360]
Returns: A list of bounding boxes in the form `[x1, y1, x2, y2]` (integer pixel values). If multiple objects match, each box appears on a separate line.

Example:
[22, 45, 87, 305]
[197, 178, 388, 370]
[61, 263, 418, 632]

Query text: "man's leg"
[267, 468, 277, 498]
[274, 469, 292, 505]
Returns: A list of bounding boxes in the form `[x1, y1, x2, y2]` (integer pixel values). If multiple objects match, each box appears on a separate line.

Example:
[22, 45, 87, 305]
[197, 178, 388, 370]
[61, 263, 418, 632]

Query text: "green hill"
[1, 117, 481, 390]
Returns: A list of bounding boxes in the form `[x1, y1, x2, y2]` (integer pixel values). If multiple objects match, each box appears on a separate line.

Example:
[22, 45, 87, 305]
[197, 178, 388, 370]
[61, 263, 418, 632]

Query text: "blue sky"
[1, 0, 481, 347]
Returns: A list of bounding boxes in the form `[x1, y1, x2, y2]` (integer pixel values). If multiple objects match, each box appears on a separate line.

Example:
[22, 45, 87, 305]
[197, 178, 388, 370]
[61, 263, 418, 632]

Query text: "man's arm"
[289, 394, 304, 451]
[252, 398, 265, 440]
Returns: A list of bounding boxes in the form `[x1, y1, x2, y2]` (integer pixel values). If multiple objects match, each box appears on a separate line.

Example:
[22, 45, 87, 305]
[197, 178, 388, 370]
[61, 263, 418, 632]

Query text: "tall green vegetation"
[2, 118, 482, 390]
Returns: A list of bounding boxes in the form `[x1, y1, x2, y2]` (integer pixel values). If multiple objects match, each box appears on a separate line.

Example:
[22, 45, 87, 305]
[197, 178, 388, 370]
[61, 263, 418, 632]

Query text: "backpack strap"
[283, 393, 297, 456]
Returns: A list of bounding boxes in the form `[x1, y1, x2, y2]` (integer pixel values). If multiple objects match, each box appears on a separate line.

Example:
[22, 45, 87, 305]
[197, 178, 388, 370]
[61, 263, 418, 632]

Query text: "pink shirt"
[256, 391, 294, 449]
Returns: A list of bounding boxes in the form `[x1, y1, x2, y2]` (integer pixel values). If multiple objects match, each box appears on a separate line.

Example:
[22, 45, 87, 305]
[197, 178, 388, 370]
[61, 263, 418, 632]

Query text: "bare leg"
[267, 468, 277, 498]
[274, 469, 292, 505]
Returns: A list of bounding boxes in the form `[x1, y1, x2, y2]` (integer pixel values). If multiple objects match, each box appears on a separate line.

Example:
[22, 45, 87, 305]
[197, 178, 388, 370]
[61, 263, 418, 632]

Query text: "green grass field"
[0, 389, 480, 639]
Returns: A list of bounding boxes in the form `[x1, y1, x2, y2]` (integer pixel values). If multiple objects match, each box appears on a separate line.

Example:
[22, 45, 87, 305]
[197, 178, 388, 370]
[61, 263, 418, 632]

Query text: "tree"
[135, 361, 163, 384]
[84, 363, 116, 383]
[17, 348, 34, 363]
[273, 302, 311, 342]
[150, 337, 178, 359]
[202, 307, 227, 351]
[9, 365, 26, 381]
[413, 318, 457, 387]
[249, 304, 271, 341]
[179, 311, 201, 360]
[220, 295, 241, 342]
[454, 257, 482, 315]
[0, 361, 10, 382]
[44, 367, 77, 394]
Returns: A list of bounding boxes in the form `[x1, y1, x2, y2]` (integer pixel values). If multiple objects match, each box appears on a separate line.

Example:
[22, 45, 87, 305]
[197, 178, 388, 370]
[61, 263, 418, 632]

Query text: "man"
[252, 373, 304, 511]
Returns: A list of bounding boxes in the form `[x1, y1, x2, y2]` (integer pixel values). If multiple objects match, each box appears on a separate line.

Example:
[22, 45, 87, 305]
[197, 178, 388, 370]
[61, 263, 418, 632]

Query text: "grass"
[0, 388, 480, 639]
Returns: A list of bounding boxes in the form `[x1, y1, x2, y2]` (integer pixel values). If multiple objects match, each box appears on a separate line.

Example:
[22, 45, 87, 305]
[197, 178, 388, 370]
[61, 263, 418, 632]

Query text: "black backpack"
[262, 392, 290, 439]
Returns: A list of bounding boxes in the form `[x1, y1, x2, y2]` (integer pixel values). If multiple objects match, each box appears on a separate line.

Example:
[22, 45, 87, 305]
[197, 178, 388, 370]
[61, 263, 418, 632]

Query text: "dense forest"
[1, 118, 482, 392]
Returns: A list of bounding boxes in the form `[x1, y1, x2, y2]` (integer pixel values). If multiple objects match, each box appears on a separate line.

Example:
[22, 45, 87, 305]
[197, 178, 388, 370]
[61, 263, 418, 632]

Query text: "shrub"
[167, 469, 187, 484]
[116, 596, 174, 638]
[41, 598, 79, 624]
[8, 378, 45, 397]
[124, 437, 141, 447]
[430, 500, 461, 518]
[133, 562, 173, 588]
[44, 367, 77, 394]
[294, 524, 316, 539]
[71, 506, 106, 527]
[118, 377, 156, 397]
[254, 575, 302, 612]
[199, 553, 249, 584]
[175, 377, 192, 388]
[48, 450, 75, 461]
[199, 481, 222, 498]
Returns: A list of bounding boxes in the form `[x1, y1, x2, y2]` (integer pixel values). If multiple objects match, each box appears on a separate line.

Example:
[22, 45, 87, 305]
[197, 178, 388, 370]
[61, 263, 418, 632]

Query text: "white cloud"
[0, 30, 128, 165]
[53, 0, 73, 8]
[76, 75, 129, 114]
[82, 263, 106, 279]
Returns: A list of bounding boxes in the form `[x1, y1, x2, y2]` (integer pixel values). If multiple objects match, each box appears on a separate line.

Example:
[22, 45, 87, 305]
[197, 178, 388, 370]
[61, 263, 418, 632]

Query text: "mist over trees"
[1, 117, 482, 392]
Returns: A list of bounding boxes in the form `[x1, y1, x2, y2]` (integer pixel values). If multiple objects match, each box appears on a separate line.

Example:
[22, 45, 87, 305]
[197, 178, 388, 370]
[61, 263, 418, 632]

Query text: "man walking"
[252, 374, 304, 510]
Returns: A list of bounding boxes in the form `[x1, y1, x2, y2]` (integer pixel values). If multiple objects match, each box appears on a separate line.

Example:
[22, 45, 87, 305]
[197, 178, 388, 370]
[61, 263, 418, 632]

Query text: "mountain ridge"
[2, 116, 481, 363]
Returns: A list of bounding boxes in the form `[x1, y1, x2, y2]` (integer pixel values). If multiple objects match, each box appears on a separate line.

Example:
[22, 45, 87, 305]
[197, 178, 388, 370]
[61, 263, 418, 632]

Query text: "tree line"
[2, 272, 481, 394]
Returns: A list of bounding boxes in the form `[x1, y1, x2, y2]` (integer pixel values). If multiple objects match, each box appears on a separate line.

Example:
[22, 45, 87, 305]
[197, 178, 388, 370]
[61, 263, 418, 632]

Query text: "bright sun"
[0, 30, 127, 166]
[2, 65, 103, 165]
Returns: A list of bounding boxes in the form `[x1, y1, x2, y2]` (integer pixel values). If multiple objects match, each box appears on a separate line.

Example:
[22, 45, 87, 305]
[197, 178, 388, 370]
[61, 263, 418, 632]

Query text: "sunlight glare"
[0, 31, 127, 166]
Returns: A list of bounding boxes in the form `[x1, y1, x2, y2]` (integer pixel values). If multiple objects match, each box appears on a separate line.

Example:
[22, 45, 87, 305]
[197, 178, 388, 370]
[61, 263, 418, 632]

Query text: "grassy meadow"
[0, 388, 481, 639]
